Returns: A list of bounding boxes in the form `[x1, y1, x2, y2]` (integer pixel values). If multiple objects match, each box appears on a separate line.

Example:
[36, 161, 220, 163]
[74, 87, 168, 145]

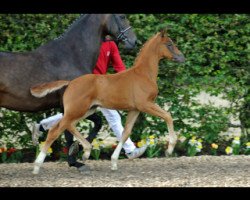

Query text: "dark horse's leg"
[65, 113, 102, 168]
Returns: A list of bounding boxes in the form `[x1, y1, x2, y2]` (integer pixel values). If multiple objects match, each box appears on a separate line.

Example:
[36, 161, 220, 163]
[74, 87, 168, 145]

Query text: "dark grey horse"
[0, 14, 137, 112]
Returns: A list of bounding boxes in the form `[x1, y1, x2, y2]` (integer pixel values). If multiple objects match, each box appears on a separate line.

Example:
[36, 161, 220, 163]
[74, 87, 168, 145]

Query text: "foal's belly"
[97, 96, 135, 111]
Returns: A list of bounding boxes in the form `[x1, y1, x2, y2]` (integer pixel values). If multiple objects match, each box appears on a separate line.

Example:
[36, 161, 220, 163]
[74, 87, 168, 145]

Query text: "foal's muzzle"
[173, 54, 185, 63]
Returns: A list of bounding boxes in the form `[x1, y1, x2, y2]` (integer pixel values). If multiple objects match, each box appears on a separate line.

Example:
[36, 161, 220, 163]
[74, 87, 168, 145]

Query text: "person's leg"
[99, 108, 147, 158]
[32, 113, 63, 145]
[86, 113, 102, 143]
[40, 113, 63, 130]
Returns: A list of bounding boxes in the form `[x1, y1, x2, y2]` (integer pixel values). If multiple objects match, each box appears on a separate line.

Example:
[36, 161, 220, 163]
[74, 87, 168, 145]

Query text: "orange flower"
[0, 147, 7, 152]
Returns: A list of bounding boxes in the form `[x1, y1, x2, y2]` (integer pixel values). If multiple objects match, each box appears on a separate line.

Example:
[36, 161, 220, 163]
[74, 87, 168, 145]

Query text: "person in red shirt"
[32, 37, 147, 170]
[93, 39, 126, 74]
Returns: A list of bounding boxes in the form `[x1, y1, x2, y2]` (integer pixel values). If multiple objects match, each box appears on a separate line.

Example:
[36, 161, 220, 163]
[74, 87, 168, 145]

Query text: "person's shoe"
[68, 140, 80, 156]
[126, 145, 147, 159]
[32, 123, 42, 145]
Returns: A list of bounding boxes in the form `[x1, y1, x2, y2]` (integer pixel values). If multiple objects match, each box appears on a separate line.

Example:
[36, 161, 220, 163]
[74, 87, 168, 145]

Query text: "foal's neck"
[134, 38, 161, 82]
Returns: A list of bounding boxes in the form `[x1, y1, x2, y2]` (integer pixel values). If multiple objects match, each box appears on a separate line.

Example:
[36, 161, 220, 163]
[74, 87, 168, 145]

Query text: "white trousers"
[40, 113, 63, 131]
[39, 109, 136, 153]
[99, 108, 136, 153]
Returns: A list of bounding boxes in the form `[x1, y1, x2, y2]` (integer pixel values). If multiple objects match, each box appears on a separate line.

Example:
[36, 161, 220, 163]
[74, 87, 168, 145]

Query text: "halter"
[113, 14, 132, 42]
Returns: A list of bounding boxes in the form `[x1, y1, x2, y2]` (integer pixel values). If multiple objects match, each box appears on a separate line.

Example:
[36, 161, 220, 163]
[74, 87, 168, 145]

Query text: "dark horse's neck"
[36, 14, 106, 78]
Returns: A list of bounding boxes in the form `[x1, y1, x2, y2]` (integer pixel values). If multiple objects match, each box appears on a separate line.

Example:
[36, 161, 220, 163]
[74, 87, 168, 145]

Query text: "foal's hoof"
[82, 156, 88, 164]
[164, 150, 173, 158]
[111, 165, 118, 171]
[32, 166, 40, 175]
[111, 160, 118, 171]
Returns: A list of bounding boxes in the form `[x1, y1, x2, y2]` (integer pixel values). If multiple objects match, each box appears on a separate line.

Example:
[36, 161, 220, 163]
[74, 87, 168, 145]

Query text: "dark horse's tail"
[30, 80, 70, 98]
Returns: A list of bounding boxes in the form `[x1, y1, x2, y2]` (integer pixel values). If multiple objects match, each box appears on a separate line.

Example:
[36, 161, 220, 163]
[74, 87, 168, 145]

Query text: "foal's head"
[157, 30, 185, 63]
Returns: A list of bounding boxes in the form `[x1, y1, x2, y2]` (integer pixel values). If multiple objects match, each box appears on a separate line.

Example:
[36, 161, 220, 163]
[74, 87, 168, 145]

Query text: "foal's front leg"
[139, 102, 177, 156]
[111, 110, 140, 170]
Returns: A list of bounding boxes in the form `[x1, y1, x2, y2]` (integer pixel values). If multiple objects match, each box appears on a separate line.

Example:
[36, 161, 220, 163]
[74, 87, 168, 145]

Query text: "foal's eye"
[167, 43, 172, 47]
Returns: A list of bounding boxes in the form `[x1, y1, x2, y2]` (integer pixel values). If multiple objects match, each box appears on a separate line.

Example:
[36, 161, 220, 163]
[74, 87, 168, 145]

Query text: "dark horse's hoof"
[77, 164, 91, 173]
[68, 161, 90, 173]
[69, 161, 85, 168]
[68, 154, 84, 169]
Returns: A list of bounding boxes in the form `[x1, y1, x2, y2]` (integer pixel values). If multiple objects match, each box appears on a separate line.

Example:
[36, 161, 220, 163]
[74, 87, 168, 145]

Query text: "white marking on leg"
[111, 142, 123, 170]
[169, 132, 177, 145]
[166, 133, 177, 156]
[32, 151, 46, 174]
[82, 149, 91, 163]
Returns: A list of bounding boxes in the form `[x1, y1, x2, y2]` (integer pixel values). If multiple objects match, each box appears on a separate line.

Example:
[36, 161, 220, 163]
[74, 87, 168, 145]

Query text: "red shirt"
[93, 41, 126, 75]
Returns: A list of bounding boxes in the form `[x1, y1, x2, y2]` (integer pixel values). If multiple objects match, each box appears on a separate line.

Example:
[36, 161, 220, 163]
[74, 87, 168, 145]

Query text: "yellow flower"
[39, 141, 53, 154]
[137, 141, 143, 148]
[197, 144, 202, 150]
[234, 137, 240, 141]
[142, 139, 147, 145]
[191, 136, 196, 140]
[225, 146, 233, 154]
[149, 139, 155, 145]
[47, 147, 53, 154]
[149, 135, 155, 139]
[198, 138, 203, 143]
[246, 142, 250, 147]
[211, 143, 218, 149]
[40, 141, 45, 146]
[189, 138, 196, 146]
[92, 139, 100, 150]
[232, 137, 240, 145]
[93, 143, 100, 150]
[137, 139, 147, 147]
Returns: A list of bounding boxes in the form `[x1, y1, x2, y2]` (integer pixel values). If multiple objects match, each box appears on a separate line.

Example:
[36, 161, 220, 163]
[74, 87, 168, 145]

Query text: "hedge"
[0, 14, 249, 160]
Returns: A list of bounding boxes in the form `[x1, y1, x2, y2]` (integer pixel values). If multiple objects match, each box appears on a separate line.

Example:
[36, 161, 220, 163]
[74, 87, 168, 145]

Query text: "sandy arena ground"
[0, 155, 250, 187]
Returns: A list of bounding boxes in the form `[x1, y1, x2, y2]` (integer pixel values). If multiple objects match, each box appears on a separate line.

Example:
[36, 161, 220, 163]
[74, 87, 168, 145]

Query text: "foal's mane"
[133, 32, 161, 66]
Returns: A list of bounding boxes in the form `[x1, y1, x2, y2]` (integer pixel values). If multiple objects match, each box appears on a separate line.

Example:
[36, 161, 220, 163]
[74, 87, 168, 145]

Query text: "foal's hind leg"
[111, 110, 140, 170]
[139, 102, 177, 156]
[33, 119, 67, 174]
[67, 125, 92, 163]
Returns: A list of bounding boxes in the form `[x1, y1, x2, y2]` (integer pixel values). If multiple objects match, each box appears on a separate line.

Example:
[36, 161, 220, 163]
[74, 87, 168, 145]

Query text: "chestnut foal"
[31, 30, 185, 174]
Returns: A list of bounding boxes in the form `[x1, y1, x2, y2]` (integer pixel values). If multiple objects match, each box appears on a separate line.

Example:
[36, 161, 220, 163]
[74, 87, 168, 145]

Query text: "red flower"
[62, 147, 68, 154]
[7, 147, 16, 157]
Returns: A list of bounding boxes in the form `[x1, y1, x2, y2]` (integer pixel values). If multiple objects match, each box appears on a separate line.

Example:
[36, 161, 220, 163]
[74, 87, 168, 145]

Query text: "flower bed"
[1, 133, 249, 163]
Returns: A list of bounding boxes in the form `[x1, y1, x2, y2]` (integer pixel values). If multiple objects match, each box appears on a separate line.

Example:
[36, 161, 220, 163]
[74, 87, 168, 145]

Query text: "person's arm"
[109, 42, 126, 73]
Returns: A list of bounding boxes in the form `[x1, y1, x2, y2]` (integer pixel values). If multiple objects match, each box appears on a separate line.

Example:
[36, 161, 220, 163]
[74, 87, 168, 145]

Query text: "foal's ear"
[160, 29, 166, 37]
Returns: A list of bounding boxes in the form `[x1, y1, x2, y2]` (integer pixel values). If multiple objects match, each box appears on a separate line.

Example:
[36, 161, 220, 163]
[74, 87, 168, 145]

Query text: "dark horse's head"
[104, 14, 137, 49]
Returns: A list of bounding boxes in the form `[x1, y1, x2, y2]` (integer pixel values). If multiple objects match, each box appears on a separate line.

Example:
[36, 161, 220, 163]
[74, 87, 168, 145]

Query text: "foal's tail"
[30, 80, 70, 98]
